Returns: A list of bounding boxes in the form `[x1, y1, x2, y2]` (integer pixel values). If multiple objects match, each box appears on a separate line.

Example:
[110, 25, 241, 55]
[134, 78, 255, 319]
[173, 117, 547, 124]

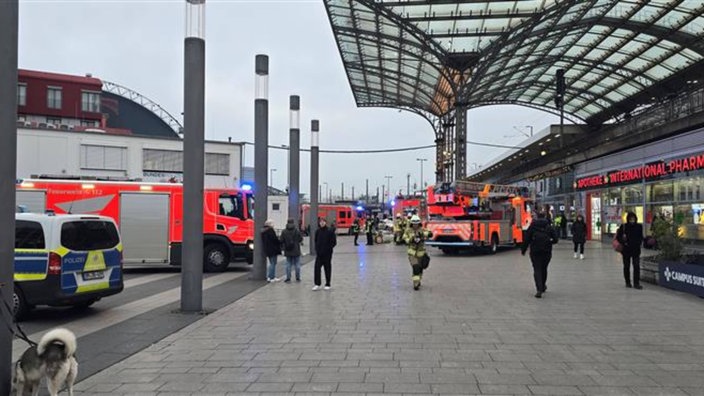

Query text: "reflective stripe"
[76, 281, 110, 293]
[15, 273, 47, 281]
[54, 246, 70, 257]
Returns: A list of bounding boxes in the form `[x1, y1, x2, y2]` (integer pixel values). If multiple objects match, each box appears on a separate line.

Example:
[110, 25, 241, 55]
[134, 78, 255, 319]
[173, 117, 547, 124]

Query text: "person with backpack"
[279, 218, 303, 283]
[262, 219, 282, 283]
[616, 211, 644, 289]
[571, 214, 587, 259]
[521, 211, 559, 298]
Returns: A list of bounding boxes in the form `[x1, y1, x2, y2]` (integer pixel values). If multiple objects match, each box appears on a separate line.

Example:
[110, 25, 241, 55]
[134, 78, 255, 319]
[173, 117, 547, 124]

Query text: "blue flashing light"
[391, 200, 396, 207]
[240, 183, 253, 192]
[355, 206, 364, 211]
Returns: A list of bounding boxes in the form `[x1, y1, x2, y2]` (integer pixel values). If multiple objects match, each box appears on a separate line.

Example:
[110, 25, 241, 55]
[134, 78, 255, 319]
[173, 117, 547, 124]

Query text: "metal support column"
[455, 105, 467, 180]
[181, 0, 205, 312]
[0, 1, 18, 392]
[288, 95, 300, 226]
[309, 120, 319, 255]
[252, 55, 269, 281]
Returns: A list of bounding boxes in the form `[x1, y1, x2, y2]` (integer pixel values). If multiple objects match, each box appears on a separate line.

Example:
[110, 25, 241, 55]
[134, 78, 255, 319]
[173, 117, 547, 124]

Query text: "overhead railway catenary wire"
[243, 140, 523, 154]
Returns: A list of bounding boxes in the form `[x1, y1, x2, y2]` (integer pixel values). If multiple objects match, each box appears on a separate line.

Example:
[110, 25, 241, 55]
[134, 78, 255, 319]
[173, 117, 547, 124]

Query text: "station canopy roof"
[324, 0, 704, 125]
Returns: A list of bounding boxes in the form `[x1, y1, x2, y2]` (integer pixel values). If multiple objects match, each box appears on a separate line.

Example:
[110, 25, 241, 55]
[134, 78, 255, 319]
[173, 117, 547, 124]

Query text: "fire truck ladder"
[454, 180, 529, 197]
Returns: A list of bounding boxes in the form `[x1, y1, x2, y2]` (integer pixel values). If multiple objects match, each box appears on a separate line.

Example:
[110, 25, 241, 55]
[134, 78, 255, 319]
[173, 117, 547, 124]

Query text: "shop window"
[677, 177, 702, 202]
[648, 181, 674, 203]
[623, 186, 643, 205]
[606, 188, 622, 205]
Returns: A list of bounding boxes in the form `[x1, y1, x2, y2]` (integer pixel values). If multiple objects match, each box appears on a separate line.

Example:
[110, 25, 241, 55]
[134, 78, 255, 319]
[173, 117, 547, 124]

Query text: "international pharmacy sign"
[659, 262, 704, 298]
[575, 152, 704, 191]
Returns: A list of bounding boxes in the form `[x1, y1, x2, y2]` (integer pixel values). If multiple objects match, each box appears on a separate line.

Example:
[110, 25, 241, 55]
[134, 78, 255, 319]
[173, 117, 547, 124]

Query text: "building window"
[205, 153, 230, 175]
[17, 84, 26, 106]
[143, 149, 183, 173]
[47, 117, 62, 125]
[47, 87, 62, 109]
[81, 91, 101, 113]
[80, 120, 99, 127]
[80, 145, 127, 170]
[272, 203, 280, 211]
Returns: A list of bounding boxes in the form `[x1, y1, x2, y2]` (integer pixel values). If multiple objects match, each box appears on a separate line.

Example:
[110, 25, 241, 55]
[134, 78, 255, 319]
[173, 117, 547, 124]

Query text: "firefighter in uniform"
[365, 215, 375, 245]
[352, 218, 361, 246]
[403, 215, 432, 290]
[393, 213, 404, 244]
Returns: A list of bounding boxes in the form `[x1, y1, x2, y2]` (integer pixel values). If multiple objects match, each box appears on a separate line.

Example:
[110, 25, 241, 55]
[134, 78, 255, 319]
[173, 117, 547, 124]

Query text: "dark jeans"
[573, 241, 584, 254]
[353, 233, 359, 245]
[366, 232, 374, 245]
[530, 253, 551, 292]
[314, 254, 332, 287]
[622, 252, 641, 286]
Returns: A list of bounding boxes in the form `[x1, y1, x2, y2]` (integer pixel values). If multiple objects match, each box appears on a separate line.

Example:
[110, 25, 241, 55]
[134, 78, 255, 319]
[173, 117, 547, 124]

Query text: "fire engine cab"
[16, 178, 254, 272]
[425, 180, 533, 254]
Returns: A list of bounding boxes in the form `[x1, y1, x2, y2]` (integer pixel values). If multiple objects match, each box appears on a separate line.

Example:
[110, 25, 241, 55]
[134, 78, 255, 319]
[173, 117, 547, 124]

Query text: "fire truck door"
[120, 193, 170, 264]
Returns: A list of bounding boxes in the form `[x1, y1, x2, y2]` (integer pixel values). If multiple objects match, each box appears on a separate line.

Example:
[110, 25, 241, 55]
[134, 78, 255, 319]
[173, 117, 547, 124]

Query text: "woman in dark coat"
[570, 214, 587, 260]
[616, 211, 645, 289]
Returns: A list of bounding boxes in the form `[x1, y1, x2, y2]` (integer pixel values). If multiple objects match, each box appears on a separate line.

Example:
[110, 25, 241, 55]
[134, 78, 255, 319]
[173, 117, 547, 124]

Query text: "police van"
[13, 213, 124, 319]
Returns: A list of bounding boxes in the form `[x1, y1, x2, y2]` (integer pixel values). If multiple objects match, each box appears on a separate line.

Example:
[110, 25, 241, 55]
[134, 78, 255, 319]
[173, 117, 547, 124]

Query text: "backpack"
[531, 227, 553, 254]
[283, 233, 295, 251]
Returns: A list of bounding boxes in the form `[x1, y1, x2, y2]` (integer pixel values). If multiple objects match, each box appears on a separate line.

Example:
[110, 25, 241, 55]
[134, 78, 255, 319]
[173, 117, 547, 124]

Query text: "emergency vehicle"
[425, 181, 533, 254]
[14, 213, 124, 319]
[300, 204, 356, 235]
[392, 196, 427, 220]
[16, 178, 254, 272]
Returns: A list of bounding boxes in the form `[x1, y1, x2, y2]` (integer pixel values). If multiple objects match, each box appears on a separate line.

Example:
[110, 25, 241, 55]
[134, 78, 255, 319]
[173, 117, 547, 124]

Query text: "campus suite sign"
[574, 152, 704, 191]
[659, 263, 704, 298]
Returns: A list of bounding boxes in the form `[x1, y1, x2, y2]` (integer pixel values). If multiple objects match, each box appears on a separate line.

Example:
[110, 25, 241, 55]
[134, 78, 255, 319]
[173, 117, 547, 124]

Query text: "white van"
[13, 213, 124, 319]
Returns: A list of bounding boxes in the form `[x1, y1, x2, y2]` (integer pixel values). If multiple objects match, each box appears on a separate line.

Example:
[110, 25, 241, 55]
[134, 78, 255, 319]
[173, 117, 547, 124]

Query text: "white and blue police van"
[13, 213, 124, 319]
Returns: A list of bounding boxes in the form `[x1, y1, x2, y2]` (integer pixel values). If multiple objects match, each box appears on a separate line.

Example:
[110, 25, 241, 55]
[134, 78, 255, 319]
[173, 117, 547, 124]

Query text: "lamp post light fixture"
[416, 158, 427, 194]
[252, 53, 269, 281]
[309, 120, 319, 255]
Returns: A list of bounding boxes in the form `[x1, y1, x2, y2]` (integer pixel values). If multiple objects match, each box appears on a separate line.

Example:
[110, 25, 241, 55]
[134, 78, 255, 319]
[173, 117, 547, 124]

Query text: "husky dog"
[12, 328, 78, 396]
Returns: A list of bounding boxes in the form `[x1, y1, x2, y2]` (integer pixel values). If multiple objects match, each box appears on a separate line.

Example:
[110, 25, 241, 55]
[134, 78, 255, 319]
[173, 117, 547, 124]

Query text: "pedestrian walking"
[403, 215, 432, 290]
[262, 219, 281, 282]
[280, 218, 303, 283]
[352, 218, 361, 246]
[521, 212, 559, 298]
[313, 217, 336, 291]
[571, 214, 587, 259]
[616, 211, 644, 289]
[365, 215, 374, 246]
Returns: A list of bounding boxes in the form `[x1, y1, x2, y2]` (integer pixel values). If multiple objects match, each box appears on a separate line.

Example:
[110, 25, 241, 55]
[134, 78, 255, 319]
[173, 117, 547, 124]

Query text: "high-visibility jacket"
[393, 218, 403, 232]
[365, 220, 375, 233]
[403, 227, 432, 258]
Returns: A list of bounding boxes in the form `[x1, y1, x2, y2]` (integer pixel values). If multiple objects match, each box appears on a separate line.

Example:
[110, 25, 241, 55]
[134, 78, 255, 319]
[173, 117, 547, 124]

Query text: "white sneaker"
[580, 254, 584, 260]
[573, 253, 578, 259]
[267, 277, 280, 283]
[324, 286, 331, 290]
[311, 285, 321, 291]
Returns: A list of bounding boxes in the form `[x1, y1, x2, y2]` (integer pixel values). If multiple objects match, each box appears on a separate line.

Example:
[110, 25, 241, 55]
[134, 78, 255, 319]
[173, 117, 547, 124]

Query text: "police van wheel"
[12, 286, 30, 321]
[204, 243, 230, 273]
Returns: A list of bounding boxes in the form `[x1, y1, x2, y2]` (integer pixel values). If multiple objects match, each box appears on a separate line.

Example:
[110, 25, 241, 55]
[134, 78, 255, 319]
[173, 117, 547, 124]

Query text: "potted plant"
[642, 216, 704, 297]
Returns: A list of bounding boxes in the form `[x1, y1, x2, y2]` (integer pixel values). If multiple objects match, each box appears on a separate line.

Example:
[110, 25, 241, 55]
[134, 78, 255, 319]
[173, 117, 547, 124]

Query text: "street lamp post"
[252, 54, 269, 281]
[309, 120, 319, 255]
[323, 182, 329, 203]
[0, 1, 18, 392]
[384, 176, 393, 203]
[181, 0, 206, 312]
[288, 95, 300, 227]
[416, 158, 427, 194]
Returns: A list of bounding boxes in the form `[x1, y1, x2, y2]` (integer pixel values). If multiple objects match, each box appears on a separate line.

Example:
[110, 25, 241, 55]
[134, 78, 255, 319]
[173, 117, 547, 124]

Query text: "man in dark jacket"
[571, 214, 587, 260]
[262, 219, 281, 282]
[280, 218, 303, 283]
[365, 215, 374, 246]
[352, 218, 361, 246]
[313, 218, 337, 291]
[521, 212, 559, 298]
[616, 211, 644, 289]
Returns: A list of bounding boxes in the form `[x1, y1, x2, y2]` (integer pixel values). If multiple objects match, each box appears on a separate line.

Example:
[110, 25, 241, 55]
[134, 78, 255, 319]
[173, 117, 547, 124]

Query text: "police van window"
[61, 221, 119, 251]
[15, 221, 45, 249]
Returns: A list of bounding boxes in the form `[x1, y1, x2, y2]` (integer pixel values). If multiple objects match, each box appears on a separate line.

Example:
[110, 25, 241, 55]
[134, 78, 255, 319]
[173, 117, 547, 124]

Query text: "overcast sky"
[19, 0, 561, 199]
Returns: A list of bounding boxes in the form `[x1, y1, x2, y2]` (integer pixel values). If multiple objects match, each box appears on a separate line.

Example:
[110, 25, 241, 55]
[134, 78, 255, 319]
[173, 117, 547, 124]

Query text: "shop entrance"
[590, 195, 601, 240]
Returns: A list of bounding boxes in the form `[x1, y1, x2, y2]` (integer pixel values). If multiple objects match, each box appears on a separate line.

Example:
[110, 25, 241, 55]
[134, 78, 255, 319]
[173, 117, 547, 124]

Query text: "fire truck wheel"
[12, 286, 31, 321]
[204, 243, 230, 272]
[489, 234, 499, 255]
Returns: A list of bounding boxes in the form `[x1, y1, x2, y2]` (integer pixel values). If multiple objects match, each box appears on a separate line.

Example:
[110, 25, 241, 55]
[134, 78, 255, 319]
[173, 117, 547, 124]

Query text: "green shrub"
[651, 217, 683, 261]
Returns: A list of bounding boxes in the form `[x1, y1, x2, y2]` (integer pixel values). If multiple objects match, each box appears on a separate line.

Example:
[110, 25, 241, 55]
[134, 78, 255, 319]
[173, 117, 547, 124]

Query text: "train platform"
[70, 238, 704, 396]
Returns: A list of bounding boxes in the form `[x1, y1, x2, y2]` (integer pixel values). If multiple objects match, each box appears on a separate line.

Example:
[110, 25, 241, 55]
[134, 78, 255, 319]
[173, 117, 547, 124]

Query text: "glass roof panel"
[325, 0, 704, 121]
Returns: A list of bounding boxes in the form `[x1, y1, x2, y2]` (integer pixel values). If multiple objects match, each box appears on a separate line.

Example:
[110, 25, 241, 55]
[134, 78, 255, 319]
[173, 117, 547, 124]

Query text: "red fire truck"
[392, 196, 427, 220]
[16, 178, 254, 272]
[300, 204, 356, 235]
[426, 181, 533, 254]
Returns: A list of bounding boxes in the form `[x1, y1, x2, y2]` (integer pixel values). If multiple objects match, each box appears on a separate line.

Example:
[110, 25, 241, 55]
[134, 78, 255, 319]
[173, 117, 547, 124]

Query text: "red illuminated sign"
[575, 152, 704, 190]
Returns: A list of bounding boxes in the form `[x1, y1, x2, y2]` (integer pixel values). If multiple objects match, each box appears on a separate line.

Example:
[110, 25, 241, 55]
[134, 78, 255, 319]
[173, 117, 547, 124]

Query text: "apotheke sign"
[575, 152, 704, 191]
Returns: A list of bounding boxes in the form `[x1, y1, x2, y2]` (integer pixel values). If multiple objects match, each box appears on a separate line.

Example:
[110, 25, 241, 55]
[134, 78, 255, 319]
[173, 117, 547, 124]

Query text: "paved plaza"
[73, 238, 704, 396]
